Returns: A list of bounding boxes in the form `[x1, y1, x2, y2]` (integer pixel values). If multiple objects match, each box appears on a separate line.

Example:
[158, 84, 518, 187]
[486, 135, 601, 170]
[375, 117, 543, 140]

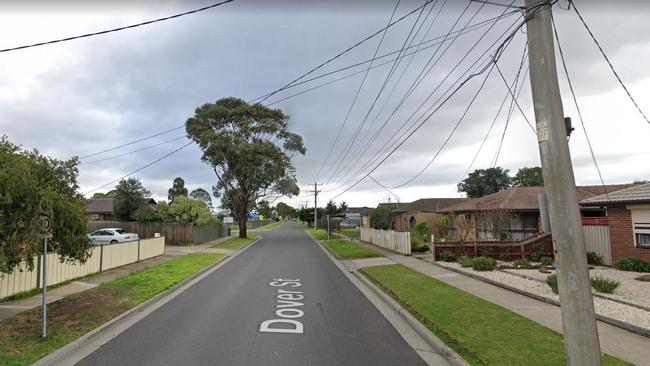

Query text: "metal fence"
[360, 227, 411, 255]
[87, 221, 228, 245]
[0, 237, 165, 299]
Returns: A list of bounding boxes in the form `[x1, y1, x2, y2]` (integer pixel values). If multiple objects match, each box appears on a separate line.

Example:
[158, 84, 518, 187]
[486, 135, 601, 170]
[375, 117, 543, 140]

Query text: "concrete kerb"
[430, 260, 650, 338]
[33, 236, 263, 366]
[305, 231, 468, 366]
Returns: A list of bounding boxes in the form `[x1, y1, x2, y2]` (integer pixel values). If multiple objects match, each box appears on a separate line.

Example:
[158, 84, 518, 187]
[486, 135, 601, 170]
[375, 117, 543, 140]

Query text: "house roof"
[87, 199, 114, 213]
[581, 183, 650, 205]
[378, 202, 409, 212]
[440, 184, 641, 213]
[394, 198, 468, 213]
[345, 207, 373, 215]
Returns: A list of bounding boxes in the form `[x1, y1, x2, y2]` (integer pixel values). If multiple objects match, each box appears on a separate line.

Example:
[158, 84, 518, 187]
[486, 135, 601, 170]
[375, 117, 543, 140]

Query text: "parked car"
[339, 221, 357, 229]
[88, 228, 139, 245]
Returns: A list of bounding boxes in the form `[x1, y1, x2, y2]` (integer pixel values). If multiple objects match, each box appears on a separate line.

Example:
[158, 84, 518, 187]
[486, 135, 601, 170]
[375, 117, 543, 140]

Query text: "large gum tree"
[186, 97, 305, 238]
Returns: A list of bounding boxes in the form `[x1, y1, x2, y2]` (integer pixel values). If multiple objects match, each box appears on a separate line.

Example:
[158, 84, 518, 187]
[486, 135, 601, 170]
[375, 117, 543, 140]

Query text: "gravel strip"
[436, 261, 650, 331]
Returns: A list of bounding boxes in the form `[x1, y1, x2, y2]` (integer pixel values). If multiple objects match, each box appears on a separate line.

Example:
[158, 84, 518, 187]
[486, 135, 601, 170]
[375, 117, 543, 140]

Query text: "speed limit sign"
[40, 213, 53, 239]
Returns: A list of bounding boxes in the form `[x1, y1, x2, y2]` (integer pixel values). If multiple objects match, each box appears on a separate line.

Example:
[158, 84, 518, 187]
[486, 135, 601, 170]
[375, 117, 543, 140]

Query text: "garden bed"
[435, 260, 650, 332]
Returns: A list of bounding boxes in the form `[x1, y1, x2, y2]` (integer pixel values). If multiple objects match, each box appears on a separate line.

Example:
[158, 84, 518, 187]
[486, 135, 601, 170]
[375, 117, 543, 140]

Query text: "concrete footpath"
[0, 237, 233, 322]
[348, 240, 650, 366]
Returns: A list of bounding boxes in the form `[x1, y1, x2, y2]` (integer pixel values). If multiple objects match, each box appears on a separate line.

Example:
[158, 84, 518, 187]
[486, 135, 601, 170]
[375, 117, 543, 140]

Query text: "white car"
[88, 228, 139, 245]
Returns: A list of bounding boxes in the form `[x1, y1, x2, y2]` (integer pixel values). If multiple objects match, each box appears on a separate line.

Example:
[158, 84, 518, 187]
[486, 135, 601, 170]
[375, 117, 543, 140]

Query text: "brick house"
[581, 183, 650, 263]
[392, 198, 468, 235]
[439, 184, 637, 241]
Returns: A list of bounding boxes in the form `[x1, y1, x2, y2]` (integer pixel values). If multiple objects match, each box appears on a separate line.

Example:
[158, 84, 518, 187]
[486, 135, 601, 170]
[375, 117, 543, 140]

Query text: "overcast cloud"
[1, 0, 649, 209]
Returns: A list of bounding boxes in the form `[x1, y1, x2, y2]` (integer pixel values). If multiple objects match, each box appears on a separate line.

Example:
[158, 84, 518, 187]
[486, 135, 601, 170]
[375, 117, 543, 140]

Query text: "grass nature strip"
[339, 228, 360, 240]
[306, 228, 329, 240]
[361, 264, 631, 366]
[212, 234, 260, 250]
[324, 239, 383, 260]
[0, 253, 225, 366]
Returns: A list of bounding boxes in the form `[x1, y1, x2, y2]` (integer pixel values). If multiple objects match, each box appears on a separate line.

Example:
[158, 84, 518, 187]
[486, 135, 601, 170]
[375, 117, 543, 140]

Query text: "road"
[76, 223, 427, 366]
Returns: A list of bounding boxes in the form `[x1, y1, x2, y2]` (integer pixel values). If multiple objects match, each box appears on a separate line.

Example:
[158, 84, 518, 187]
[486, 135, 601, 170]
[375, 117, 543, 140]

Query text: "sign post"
[39, 214, 53, 338]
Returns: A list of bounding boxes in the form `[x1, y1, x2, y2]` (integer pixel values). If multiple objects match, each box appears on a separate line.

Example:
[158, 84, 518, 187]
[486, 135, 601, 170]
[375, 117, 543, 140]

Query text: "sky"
[1, 0, 649, 210]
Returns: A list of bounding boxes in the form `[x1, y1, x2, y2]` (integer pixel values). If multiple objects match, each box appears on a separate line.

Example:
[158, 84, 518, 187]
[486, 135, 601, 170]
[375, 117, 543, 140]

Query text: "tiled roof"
[345, 207, 373, 215]
[440, 184, 641, 212]
[86, 199, 114, 213]
[581, 183, 650, 205]
[378, 202, 409, 212]
[394, 198, 468, 213]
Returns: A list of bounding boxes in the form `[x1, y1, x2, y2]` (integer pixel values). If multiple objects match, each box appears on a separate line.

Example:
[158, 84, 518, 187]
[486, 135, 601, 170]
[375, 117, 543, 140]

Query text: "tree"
[159, 196, 214, 225]
[186, 97, 305, 238]
[190, 188, 213, 210]
[339, 201, 348, 213]
[276, 202, 295, 218]
[91, 190, 116, 199]
[113, 178, 151, 221]
[369, 204, 394, 230]
[257, 200, 273, 218]
[512, 166, 544, 187]
[168, 177, 188, 202]
[325, 200, 338, 216]
[136, 207, 161, 222]
[0, 137, 92, 274]
[457, 167, 511, 198]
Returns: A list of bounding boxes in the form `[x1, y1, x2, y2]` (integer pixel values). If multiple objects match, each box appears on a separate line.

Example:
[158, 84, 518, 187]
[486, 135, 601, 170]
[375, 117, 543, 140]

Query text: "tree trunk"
[238, 214, 248, 239]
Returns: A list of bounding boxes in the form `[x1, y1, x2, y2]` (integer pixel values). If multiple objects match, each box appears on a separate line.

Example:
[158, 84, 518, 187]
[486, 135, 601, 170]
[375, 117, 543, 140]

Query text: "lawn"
[211, 234, 260, 250]
[323, 239, 383, 260]
[361, 264, 630, 366]
[306, 228, 329, 240]
[339, 228, 360, 240]
[0, 253, 225, 366]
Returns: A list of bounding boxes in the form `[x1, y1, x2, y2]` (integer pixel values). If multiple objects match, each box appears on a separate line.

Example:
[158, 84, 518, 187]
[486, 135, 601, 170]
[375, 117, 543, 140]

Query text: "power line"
[79, 125, 184, 159]
[81, 135, 187, 165]
[313, 0, 402, 183]
[0, 0, 235, 53]
[84, 141, 193, 194]
[551, 13, 608, 197]
[325, 3, 521, 192]
[570, 0, 650, 125]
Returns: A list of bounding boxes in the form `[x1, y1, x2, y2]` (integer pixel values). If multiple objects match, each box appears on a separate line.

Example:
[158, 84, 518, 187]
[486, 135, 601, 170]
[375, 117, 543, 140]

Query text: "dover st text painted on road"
[259, 278, 305, 334]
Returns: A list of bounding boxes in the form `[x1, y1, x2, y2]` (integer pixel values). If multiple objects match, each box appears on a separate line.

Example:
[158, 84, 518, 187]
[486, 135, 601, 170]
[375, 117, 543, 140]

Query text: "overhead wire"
[0, 0, 235, 53]
[82, 135, 187, 165]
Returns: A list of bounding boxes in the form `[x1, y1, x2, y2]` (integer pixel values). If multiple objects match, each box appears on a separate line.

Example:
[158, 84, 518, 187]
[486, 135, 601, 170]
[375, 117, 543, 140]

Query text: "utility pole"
[309, 182, 320, 229]
[525, 1, 601, 365]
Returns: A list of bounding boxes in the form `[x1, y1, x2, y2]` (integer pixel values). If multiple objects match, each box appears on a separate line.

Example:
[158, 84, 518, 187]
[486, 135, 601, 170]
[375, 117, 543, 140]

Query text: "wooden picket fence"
[87, 221, 227, 245]
[360, 227, 411, 255]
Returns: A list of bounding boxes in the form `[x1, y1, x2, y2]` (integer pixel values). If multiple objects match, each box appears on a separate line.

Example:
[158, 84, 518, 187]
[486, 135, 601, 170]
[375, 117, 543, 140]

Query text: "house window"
[409, 216, 416, 229]
[632, 209, 650, 248]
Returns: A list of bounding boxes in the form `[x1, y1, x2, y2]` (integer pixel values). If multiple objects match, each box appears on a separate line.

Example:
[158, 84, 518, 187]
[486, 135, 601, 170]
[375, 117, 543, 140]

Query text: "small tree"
[113, 178, 150, 221]
[168, 177, 188, 202]
[276, 202, 295, 218]
[190, 188, 212, 210]
[0, 137, 91, 274]
[257, 200, 273, 219]
[325, 200, 338, 216]
[159, 196, 213, 225]
[457, 167, 511, 198]
[512, 166, 544, 187]
[186, 97, 305, 238]
[475, 209, 516, 240]
[370, 204, 394, 230]
[411, 222, 430, 245]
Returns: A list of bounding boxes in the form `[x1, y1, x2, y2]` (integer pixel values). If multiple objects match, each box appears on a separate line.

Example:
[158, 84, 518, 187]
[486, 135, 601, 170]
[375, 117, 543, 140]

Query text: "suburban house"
[86, 198, 158, 221]
[344, 207, 373, 228]
[438, 184, 638, 241]
[392, 198, 468, 235]
[581, 182, 650, 263]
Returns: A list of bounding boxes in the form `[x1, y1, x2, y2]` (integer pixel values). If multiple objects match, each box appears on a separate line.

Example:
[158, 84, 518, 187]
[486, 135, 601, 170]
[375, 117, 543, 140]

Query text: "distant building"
[391, 198, 468, 235]
[86, 198, 158, 221]
[344, 207, 373, 227]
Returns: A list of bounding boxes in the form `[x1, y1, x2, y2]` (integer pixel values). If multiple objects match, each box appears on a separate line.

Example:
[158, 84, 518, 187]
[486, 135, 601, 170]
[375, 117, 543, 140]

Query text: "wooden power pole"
[310, 182, 320, 229]
[525, 1, 602, 365]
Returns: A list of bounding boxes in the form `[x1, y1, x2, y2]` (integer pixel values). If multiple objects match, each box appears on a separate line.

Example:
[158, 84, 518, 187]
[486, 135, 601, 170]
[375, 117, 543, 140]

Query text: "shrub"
[530, 251, 544, 262]
[546, 274, 558, 294]
[441, 251, 456, 262]
[472, 256, 496, 271]
[614, 257, 650, 273]
[411, 222, 430, 245]
[513, 259, 531, 268]
[591, 276, 620, 294]
[540, 256, 554, 266]
[457, 256, 474, 268]
[411, 243, 430, 253]
[586, 251, 602, 265]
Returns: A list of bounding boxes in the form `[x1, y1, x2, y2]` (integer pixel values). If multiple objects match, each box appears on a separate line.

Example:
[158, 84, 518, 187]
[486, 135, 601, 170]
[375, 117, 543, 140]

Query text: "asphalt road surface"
[76, 223, 427, 366]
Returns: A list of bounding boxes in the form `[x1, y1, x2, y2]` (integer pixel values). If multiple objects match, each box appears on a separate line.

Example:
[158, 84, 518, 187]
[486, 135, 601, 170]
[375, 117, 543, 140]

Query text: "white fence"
[360, 227, 411, 255]
[0, 237, 165, 299]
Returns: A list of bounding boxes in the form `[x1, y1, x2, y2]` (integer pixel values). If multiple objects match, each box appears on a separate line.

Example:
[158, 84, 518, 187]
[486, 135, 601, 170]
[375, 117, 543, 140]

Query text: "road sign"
[39, 213, 53, 239]
[223, 217, 234, 224]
